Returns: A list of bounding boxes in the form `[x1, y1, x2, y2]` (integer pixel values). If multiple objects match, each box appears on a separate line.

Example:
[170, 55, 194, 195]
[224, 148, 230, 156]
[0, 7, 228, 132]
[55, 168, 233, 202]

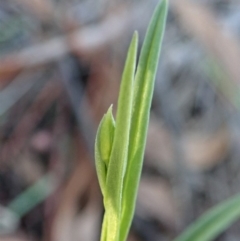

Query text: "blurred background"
[1, 0, 240, 240]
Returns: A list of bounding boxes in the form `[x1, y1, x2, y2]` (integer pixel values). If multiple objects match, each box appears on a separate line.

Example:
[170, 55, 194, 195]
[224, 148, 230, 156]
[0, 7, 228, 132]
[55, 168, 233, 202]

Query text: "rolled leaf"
[95, 105, 115, 195]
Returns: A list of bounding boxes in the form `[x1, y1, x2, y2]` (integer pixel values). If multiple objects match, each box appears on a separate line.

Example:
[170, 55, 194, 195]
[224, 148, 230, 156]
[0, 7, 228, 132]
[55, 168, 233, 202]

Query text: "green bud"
[95, 105, 115, 195]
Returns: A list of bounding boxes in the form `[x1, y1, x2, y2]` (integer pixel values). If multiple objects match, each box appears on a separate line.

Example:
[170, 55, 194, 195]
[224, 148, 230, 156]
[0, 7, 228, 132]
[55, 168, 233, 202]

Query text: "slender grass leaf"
[104, 32, 138, 241]
[8, 174, 56, 217]
[95, 105, 115, 195]
[174, 194, 240, 241]
[119, 1, 168, 240]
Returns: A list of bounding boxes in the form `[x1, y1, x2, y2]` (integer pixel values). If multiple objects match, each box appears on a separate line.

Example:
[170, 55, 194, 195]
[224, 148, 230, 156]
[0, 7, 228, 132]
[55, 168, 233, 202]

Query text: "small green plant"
[95, 1, 240, 241]
[95, 0, 168, 240]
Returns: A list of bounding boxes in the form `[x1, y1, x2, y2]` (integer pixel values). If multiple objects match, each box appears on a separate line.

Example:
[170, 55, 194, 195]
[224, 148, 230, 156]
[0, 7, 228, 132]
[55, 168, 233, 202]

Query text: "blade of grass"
[8, 174, 56, 217]
[174, 194, 240, 241]
[104, 32, 138, 241]
[120, 1, 168, 240]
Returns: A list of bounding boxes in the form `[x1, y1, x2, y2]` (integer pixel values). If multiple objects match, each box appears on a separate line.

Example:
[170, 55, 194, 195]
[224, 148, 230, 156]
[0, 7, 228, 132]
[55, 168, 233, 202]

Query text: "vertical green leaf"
[120, 1, 168, 240]
[104, 32, 138, 241]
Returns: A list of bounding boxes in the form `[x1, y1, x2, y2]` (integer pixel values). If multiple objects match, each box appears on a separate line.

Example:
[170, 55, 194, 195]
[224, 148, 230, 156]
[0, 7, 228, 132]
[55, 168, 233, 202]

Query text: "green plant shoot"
[95, 0, 168, 241]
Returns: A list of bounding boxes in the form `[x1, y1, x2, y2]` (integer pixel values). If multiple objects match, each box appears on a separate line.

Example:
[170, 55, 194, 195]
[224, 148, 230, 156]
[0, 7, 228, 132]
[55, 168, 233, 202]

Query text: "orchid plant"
[94, 1, 240, 241]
